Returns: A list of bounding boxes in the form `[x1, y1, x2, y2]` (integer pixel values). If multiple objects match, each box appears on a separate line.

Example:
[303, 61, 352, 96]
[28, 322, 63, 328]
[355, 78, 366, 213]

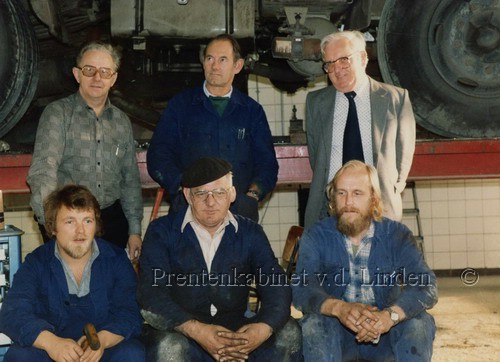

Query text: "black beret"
[181, 157, 232, 188]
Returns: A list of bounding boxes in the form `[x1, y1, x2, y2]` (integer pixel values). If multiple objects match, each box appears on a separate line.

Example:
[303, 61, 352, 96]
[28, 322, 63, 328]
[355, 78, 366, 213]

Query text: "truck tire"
[378, 0, 500, 138]
[0, 0, 39, 138]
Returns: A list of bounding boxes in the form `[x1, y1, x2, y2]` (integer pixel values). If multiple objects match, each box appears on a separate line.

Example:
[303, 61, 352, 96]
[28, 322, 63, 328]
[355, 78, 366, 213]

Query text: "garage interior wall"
[3, 75, 500, 271]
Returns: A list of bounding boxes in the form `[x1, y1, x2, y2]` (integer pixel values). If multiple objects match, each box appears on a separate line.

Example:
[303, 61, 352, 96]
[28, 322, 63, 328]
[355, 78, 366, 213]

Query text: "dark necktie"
[342, 91, 364, 164]
[209, 96, 229, 116]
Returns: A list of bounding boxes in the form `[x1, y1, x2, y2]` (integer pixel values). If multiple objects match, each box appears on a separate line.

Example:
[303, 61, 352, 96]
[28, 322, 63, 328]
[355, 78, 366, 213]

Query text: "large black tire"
[378, 0, 500, 138]
[0, 0, 39, 138]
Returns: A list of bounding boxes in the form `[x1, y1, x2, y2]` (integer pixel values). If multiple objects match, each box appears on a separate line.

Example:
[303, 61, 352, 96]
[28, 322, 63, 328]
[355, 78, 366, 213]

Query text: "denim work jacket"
[0, 239, 142, 346]
[146, 86, 278, 201]
[292, 217, 438, 319]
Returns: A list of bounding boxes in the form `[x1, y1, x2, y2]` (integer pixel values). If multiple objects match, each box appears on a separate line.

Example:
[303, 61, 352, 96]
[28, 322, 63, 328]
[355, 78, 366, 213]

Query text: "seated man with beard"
[0, 185, 145, 361]
[292, 160, 437, 362]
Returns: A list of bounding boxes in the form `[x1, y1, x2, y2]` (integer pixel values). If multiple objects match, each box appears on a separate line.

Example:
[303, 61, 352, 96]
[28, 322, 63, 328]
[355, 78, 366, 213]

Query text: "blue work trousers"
[300, 312, 435, 362]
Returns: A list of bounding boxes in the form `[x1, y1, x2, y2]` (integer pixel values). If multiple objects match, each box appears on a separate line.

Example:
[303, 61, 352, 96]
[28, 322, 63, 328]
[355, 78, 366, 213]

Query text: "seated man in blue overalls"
[0, 184, 145, 361]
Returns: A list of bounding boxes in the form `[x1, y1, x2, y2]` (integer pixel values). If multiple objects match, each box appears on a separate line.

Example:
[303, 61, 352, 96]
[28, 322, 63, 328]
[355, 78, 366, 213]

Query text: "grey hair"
[225, 172, 234, 187]
[320, 30, 367, 58]
[76, 41, 121, 71]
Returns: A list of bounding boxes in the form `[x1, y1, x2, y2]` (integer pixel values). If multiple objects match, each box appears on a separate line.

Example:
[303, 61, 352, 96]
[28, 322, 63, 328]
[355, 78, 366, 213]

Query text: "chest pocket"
[230, 127, 251, 162]
[100, 138, 127, 172]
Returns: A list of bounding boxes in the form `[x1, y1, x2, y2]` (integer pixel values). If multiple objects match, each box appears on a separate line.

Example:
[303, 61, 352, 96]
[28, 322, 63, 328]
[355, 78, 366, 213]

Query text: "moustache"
[339, 207, 360, 215]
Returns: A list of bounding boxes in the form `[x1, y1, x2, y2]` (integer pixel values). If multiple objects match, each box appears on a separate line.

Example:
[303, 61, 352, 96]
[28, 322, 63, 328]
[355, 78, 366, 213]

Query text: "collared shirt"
[54, 239, 100, 297]
[181, 207, 238, 272]
[342, 222, 376, 305]
[27, 92, 143, 235]
[203, 81, 233, 98]
[204, 81, 232, 116]
[328, 75, 374, 181]
[181, 207, 238, 315]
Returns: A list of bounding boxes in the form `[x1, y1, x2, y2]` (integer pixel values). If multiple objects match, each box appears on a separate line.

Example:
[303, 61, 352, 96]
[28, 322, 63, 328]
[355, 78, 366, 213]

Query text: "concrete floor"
[430, 275, 500, 361]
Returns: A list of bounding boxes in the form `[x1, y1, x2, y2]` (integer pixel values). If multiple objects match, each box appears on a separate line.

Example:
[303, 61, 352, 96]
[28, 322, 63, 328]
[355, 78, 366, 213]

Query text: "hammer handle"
[82, 323, 101, 351]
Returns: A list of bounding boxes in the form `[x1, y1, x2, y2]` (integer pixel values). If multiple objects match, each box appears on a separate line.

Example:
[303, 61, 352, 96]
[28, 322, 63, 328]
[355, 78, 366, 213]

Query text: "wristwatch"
[386, 307, 400, 325]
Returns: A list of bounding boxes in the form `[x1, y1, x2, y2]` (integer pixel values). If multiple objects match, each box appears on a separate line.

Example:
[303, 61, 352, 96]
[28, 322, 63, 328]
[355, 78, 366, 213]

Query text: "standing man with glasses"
[146, 34, 278, 222]
[304, 30, 416, 228]
[27, 41, 143, 261]
[138, 157, 301, 361]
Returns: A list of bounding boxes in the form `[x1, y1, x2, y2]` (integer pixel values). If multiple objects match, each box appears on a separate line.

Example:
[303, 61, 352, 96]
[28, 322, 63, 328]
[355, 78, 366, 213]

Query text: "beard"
[61, 240, 92, 259]
[336, 206, 372, 237]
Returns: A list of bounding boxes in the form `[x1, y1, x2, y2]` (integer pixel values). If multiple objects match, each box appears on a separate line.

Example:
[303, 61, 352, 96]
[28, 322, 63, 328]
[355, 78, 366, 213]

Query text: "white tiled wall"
[247, 74, 322, 137]
[3, 75, 500, 271]
[401, 179, 500, 270]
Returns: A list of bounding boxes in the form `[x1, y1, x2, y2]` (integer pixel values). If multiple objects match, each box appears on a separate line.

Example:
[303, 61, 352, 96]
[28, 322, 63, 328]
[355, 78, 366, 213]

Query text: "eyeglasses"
[322, 51, 360, 73]
[76, 65, 117, 79]
[191, 187, 231, 202]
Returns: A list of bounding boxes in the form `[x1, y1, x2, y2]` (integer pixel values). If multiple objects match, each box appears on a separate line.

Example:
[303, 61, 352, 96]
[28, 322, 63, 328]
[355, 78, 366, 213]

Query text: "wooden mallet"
[81, 323, 101, 351]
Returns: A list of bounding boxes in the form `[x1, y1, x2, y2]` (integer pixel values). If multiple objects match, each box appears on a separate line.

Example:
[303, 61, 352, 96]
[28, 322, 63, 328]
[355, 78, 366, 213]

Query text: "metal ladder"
[403, 181, 425, 260]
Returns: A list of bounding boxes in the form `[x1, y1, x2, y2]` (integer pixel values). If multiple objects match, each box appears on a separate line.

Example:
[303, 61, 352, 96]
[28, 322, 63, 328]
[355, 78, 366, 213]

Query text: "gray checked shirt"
[27, 92, 143, 235]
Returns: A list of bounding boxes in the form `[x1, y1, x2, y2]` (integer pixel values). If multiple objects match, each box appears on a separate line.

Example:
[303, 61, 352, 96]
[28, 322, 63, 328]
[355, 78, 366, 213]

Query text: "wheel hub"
[475, 25, 499, 52]
[431, 0, 500, 96]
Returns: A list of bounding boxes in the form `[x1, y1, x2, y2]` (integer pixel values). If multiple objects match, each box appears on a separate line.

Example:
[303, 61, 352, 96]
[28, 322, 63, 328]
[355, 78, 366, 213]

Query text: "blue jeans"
[300, 312, 435, 362]
[142, 317, 303, 361]
[4, 338, 146, 362]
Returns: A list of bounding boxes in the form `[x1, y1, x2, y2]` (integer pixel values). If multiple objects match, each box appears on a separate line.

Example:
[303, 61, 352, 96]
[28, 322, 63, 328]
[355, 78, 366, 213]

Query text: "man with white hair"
[304, 30, 416, 228]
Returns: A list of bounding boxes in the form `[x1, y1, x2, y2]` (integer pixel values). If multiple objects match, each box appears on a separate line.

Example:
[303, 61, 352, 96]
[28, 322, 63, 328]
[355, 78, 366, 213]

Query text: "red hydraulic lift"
[1, 139, 500, 193]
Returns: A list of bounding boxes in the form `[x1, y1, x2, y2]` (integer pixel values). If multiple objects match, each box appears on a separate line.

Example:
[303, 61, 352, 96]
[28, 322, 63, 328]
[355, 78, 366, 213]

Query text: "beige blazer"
[304, 77, 416, 228]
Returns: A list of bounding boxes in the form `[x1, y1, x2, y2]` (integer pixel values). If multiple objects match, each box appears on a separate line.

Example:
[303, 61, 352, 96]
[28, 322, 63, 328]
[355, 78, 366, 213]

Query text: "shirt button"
[97, 140, 101, 143]
[98, 184, 101, 188]
[97, 162, 101, 166]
